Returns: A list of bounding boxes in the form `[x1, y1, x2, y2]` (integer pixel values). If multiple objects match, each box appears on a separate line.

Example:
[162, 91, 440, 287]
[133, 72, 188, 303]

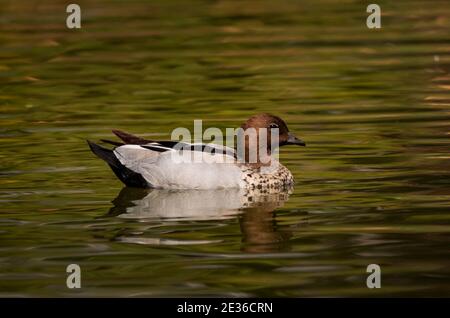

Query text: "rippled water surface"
[1, 0, 450, 296]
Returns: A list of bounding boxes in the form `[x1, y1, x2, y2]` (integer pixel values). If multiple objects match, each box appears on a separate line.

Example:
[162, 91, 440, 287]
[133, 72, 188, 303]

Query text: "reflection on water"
[107, 187, 292, 253]
[108, 187, 290, 220]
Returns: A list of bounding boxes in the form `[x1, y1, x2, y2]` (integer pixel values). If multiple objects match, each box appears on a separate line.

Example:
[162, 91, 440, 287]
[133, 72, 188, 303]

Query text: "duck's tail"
[86, 140, 150, 188]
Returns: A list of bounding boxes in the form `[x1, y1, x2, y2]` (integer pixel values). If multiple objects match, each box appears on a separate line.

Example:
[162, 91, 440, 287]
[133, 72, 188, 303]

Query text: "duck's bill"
[286, 132, 306, 146]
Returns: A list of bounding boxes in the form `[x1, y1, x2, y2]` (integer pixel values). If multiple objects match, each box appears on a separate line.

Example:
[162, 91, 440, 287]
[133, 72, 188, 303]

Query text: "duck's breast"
[241, 161, 294, 190]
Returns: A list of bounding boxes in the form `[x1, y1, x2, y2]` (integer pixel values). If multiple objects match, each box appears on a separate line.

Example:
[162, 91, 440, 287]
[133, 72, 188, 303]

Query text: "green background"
[0, 0, 449, 296]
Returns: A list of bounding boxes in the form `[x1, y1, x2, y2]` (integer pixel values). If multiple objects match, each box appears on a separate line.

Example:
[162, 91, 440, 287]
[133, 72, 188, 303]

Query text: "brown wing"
[112, 129, 154, 145]
[110, 130, 192, 149]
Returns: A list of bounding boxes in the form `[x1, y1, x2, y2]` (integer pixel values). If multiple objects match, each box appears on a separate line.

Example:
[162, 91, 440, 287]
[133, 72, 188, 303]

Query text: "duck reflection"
[106, 187, 294, 252]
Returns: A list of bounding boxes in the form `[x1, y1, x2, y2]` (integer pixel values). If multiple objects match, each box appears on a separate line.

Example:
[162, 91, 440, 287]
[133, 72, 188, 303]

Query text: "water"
[1, 0, 449, 297]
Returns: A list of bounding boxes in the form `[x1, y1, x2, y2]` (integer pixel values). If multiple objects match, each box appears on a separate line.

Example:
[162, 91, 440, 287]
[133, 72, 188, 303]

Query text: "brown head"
[238, 113, 305, 165]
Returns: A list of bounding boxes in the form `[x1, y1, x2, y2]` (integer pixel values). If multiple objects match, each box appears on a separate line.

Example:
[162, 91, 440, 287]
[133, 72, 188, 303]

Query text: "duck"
[87, 113, 305, 190]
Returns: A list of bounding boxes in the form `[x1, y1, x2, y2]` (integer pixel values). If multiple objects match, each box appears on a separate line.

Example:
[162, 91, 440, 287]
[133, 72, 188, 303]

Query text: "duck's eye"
[269, 123, 279, 129]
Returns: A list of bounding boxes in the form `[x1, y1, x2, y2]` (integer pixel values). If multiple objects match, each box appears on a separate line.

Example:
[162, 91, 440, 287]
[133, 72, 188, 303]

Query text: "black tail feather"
[87, 140, 150, 188]
[87, 140, 121, 167]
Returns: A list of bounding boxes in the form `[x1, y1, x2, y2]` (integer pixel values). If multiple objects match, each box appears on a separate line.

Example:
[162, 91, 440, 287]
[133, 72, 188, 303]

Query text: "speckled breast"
[240, 163, 294, 191]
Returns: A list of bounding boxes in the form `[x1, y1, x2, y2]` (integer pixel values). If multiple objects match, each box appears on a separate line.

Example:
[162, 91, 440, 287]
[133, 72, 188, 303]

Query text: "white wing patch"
[113, 144, 244, 189]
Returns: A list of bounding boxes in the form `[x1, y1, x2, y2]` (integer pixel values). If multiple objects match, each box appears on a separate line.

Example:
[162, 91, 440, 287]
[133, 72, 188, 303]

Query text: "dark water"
[1, 0, 450, 296]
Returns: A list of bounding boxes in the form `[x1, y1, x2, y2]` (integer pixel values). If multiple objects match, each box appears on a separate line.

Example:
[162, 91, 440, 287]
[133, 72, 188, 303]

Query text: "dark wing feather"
[111, 129, 191, 149]
[110, 129, 235, 157]
[101, 139, 124, 147]
[112, 129, 153, 145]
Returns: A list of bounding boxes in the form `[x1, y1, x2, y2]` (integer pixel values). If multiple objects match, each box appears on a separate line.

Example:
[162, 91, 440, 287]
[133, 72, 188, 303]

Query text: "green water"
[1, 0, 450, 297]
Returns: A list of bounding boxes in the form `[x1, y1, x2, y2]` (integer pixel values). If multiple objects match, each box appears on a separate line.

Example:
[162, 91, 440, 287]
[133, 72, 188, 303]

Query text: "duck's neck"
[235, 139, 274, 168]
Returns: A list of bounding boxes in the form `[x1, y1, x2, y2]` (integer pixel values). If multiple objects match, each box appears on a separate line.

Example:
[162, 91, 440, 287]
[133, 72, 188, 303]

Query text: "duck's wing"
[97, 130, 154, 147]
[112, 129, 153, 145]
[113, 144, 242, 189]
[110, 130, 237, 156]
[171, 143, 237, 158]
[110, 129, 192, 150]
[100, 139, 124, 147]
[88, 136, 239, 189]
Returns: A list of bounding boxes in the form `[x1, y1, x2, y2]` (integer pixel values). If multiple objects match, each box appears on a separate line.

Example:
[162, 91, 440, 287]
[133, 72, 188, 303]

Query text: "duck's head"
[240, 113, 306, 148]
[237, 113, 305, 165]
